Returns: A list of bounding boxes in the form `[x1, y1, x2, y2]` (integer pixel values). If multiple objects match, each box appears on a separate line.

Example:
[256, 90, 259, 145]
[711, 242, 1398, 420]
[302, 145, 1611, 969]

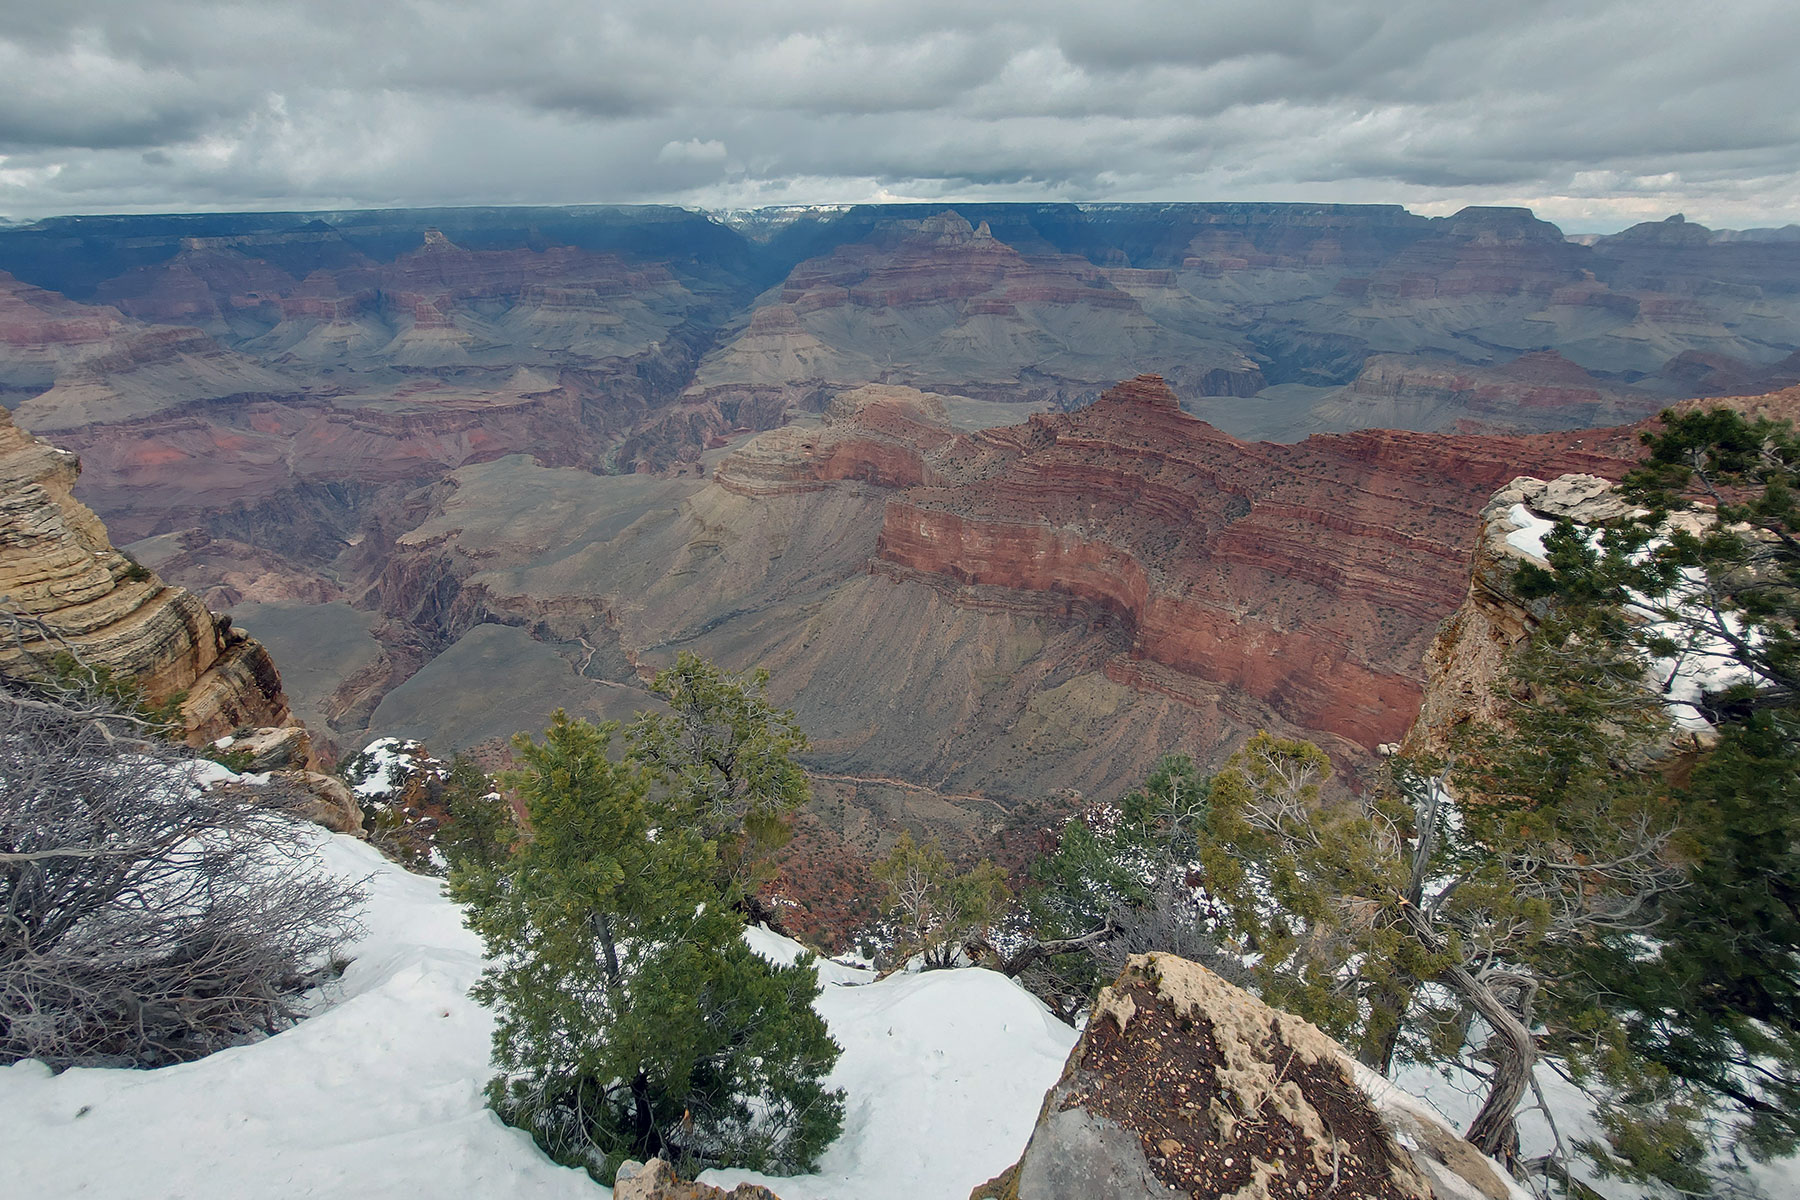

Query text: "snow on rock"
[345, 736, 444, 802]
[1502, 502, 1557, 560]
[1496, 481, 1762, 731]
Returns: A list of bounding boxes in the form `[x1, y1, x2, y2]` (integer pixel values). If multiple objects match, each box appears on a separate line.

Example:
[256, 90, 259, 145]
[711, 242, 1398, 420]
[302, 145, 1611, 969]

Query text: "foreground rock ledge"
[975, 953, 1523, 1200]
[614, 1157, 780, 1200]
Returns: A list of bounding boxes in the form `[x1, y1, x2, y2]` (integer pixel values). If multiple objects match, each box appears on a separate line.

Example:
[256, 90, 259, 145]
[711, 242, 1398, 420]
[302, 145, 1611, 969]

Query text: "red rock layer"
[872, 375, 1642, 748]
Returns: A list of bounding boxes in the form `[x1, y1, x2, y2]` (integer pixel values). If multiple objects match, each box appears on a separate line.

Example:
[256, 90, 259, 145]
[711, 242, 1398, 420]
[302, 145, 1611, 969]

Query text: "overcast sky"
[2, 0, 1796, 232]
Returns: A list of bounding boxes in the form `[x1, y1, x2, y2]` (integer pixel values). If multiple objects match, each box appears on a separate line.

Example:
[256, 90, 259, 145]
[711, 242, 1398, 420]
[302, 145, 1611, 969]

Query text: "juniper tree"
[450, 712, 842, 1184]
[627, 652, 810, 904]
[1510, 406, 1800, 1175]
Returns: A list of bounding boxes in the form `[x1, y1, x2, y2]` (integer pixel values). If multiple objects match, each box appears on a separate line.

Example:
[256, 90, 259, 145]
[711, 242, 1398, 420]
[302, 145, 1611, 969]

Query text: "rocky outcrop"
[613, 1158, 780, 1200]
[250, 769, 364, 835]
[0, 405, 300, 748]
[977, 954, 1525, 1200]
[1401, 474, 1638, 756]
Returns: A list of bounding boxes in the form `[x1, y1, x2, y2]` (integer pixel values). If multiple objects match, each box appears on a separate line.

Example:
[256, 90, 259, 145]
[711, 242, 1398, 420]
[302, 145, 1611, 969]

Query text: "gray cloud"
[0, 0, 1796, 231]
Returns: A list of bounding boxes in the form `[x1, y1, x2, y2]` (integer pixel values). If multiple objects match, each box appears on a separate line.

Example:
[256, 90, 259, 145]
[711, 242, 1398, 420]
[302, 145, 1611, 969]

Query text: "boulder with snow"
[218, 724, 316, 772]
[975, 953, 1524, 1200]
[616, 1156, 783, 1200]
[269, 768, 365, 834]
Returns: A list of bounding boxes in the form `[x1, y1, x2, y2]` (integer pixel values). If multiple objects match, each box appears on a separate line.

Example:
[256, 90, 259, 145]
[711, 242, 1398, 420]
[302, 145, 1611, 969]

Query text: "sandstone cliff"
[0, 404, 298, 747]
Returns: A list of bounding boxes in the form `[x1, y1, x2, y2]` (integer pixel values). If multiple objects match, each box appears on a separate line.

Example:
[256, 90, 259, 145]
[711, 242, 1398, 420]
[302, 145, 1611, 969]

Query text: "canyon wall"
[3, 202, 1795, 814]
[875, 376, 1641, 749]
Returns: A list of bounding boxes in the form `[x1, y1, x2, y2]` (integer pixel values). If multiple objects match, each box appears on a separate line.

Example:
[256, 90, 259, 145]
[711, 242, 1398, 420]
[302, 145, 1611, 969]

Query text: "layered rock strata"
[874, 375, 1641, 748]
[0, 405, 298, 746]
[689, 212, 1265, 413]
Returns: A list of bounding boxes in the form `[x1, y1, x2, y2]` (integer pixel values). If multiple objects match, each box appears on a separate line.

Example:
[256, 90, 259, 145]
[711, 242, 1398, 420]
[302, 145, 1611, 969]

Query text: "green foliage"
[1017, 758, 1200, 1016]
[437, 754, 517, 873]
[1517, 405, 1800, 713]
[450, 710, 842, 1183]
[1501, 407, 1800, 1174]
[1194, 734, 1423, 1060]
[203, 743, 256, 773]
[117, 553, 154, 584]
[1026, 753, 1206, 938]
[1022, 744, 1431, 1059]
[1595, 711, 1800, 1164]
[628, 651, 810, 898]
[42, 651, 186, 738]
[873, 832, 1010, 968]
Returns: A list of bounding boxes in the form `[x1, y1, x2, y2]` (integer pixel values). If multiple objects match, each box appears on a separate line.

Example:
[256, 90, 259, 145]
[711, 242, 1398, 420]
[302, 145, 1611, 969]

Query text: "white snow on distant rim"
[0, 835, 1077, 1200]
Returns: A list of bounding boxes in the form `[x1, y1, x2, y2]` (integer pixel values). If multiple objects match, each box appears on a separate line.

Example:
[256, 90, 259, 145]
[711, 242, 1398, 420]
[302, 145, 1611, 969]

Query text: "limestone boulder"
[975, 953, 1525, 1200]
[224, 725, 316, 772]
[613, 1157, 781, 1200]
[269, 770, 364, 835]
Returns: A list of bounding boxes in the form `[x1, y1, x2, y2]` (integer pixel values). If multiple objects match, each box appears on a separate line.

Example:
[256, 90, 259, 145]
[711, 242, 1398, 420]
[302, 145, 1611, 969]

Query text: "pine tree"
[1510, 406, 1800, 1170]
[450, 712, 843, 1183]
[436, 754, 516, 873]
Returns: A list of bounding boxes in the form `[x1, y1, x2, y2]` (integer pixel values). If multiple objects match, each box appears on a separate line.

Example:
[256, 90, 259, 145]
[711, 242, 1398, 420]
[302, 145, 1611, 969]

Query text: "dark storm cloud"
[0, 0, 1796, 230]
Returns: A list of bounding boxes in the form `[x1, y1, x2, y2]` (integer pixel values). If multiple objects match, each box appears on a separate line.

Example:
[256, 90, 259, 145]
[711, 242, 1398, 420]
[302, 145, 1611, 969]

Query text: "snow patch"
[0, 833, 597, 1199]
[709, 931, 1077, 1200]
[1501, 503, 1761, 730]
[1503, 503, 1557, 559]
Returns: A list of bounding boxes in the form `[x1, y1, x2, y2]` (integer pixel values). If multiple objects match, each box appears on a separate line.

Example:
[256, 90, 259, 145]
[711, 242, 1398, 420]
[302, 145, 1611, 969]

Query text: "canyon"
[1, 202, 1796, 866]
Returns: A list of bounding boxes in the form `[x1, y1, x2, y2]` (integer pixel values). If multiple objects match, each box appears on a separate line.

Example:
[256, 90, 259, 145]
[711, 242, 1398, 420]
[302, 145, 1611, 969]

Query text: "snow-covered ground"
[10, 815, 1785, 1200]
[0, 832, 1075, 1200]
[707, 927, 1076, 1199]
[0, 834, 596, 1199]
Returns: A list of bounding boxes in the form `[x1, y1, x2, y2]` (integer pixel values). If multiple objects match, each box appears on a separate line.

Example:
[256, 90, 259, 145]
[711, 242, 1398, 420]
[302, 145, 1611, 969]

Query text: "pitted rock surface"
[613, 1157, 781, 1200]
[978, 954, 1522, 1200]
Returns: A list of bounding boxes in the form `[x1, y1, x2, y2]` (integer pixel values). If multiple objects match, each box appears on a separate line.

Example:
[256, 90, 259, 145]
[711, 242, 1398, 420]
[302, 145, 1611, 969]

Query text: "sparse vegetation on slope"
[0, 677, 363, 1069]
